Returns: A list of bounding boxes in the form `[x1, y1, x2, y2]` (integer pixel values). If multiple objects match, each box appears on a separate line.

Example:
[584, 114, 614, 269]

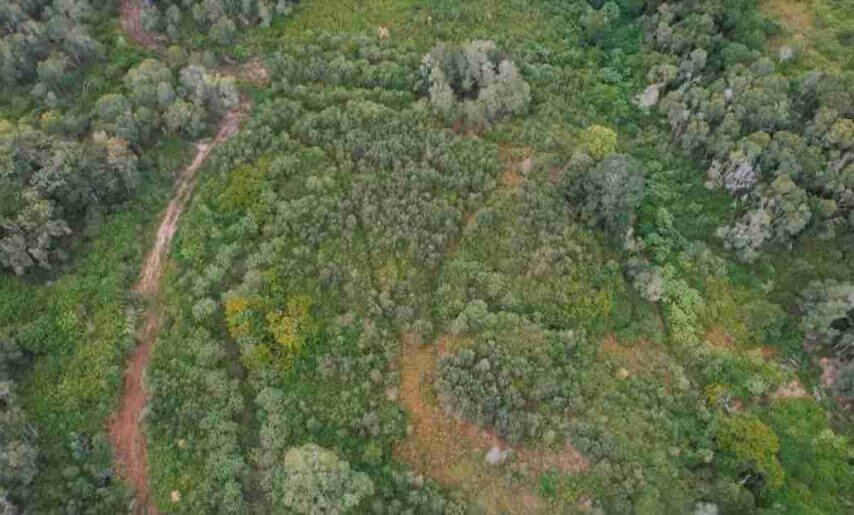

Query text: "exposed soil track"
[394, 334, 588, 514]
[109, 101, 249, 514]
[120, 0, 164, 50]
[110, 3, 255, 513]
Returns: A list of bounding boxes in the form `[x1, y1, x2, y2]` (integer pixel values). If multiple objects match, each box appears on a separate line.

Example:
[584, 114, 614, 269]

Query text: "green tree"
[716, 414, 783, 492]
[268, 444, 374, 514]
[571, 153, 644, 237]
[800, 280, 853, 361]
[580, 124, 618, 159]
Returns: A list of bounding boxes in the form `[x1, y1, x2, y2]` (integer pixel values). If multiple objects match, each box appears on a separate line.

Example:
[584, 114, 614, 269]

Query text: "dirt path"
[120, 0, 164, 50]
[109, 100, 249, 514]
[110, 3, 257, 513]
[394, 334, 588, 514]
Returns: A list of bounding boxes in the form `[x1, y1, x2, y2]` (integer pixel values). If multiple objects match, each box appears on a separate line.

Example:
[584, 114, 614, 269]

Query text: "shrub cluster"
[419, 40, 531, 129]
[641, 1, 852, 261]
[435, 316, 590, 444]
[141, 0, 296, 45]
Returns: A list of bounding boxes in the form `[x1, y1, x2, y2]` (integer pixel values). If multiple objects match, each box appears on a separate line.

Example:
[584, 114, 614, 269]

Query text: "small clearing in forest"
[394, 333, 588, 514]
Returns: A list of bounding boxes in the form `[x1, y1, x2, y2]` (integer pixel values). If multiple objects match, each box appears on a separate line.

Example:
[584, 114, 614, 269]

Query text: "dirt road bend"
[119, 0, 163, 50]
[108, 100, 249, 513]
[111, 3, 256, 513]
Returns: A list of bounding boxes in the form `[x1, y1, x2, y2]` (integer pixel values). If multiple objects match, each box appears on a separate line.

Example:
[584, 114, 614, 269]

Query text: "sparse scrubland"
[1, 0, 852, 513]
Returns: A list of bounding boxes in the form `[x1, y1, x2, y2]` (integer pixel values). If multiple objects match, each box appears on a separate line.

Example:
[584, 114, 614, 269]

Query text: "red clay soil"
[394, 334, 588, 514]
[111, 104, 250, 511]
[120, 0, 164, 50]
[108, 100, 250, 513]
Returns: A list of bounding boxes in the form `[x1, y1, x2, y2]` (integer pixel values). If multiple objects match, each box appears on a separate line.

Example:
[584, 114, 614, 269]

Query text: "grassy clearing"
[761, 0, 854, 71]
[248, 0, 545, 53]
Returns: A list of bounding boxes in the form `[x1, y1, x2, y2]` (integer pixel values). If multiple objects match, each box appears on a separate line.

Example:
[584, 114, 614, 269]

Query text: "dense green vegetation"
[2, 0, 852, 513]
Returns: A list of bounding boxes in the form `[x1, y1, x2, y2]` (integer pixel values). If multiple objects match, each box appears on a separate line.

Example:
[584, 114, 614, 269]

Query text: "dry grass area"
[762, 0, 815, 34]
[394, 333, 588, 514]
[760, 0, 823, 65]
[600, 336, 670, 379]
[498, 146, 533, 191]
[772, 379, 810, 400]
[704, 327, 736, 349]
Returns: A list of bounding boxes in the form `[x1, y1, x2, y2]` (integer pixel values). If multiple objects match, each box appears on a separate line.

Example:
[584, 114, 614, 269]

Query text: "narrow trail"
[110, 3, 255, 513]
[394, 334, 588, 514]
[109, 100, 250, 514]
[119, 0, 164, 50]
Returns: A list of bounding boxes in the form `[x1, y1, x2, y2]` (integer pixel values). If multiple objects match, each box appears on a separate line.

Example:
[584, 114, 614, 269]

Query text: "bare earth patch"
[111, 5, 258, 512]
[394, 334, 587, 514]
[498, 146, 533, 191]
[772, 379, 810, 400]
[120, 0, 165, 50]
[704, 327, 736, 349]
[600, 336, 672, 383]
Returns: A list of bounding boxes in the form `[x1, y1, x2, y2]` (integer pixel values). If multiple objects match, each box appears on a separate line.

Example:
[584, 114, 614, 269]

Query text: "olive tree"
[266, 444, 373, 514]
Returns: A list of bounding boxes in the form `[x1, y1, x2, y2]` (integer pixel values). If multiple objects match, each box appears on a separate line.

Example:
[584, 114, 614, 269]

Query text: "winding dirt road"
[394, 334, 588, 513]
[110, 3, 254, 513]
[119, 0, 164, 49]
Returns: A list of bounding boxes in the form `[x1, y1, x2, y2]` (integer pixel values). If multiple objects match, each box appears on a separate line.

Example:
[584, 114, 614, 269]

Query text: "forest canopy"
[1, 0, 852, 514]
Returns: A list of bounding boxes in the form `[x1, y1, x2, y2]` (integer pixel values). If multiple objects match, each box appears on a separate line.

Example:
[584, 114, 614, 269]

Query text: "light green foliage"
[579, 124, 617, 159]
[660, 265, 705, 346]
[716, 414, 783, 491]
[0, 208, 163, 512]
[267, 444, 373, 514]
[764, 400, 853, 511]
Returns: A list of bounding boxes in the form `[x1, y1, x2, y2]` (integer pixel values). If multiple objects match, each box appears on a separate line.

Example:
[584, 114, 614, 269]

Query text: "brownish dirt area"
[108, 100, 249, 514]
[110, 4, 256, 513]
[394, 334, 588, 514]
[761, 0, 814, 34]
[772, 379, 810, 400]
[120, 0, 165, 50]
[497, 145, 533, 190]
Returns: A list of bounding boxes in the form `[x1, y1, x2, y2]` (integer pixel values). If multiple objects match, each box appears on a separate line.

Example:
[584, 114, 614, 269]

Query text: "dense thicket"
[435, 315, 590, 445]
[147, 33, 499, 512]
[0, 0, 103, 95]
[1, 56, 237, 275]
[140, 0, 296, 46]
[636, 0, 852, 261]
[0, 338, 35, 513]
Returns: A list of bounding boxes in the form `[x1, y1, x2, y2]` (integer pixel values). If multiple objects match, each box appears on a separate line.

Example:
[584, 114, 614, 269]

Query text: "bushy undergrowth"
[147, 33, 500, 512]
[3, 1, 852, 513]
